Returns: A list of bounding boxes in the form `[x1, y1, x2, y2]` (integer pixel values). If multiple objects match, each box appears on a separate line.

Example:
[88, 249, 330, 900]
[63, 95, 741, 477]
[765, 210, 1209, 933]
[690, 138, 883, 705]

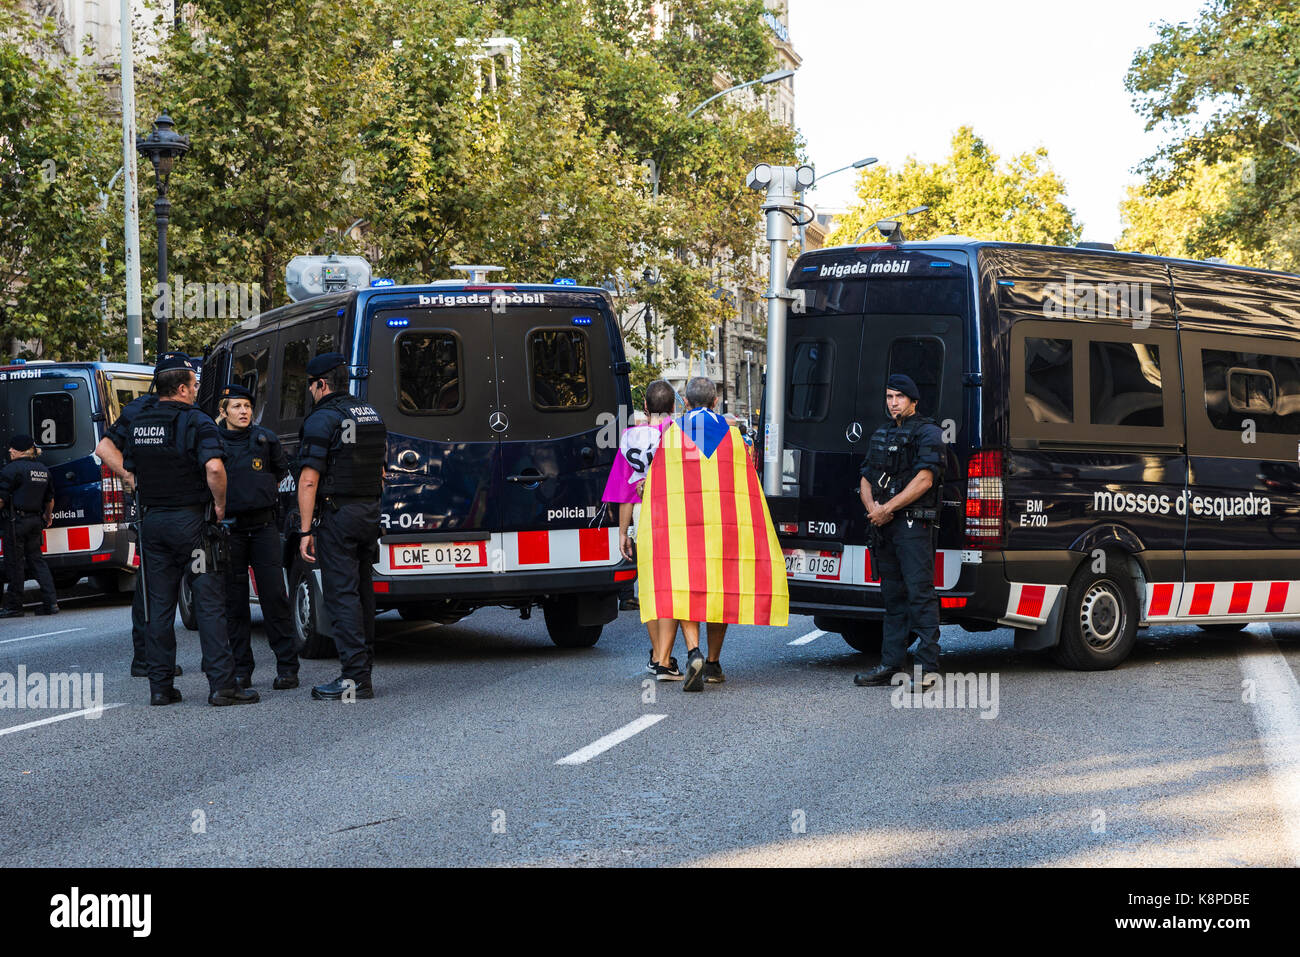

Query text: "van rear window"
[29, 392, 75, 448]
[529, 330, 590, 410]
[788, 341, 834, 421]
[397, 333, 461, 413]
[797, 277, 967, 318]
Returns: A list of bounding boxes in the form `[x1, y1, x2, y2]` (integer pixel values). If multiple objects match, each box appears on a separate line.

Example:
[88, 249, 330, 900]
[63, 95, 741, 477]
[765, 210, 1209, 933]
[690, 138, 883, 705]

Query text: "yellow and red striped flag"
[638, 411, 788, 626]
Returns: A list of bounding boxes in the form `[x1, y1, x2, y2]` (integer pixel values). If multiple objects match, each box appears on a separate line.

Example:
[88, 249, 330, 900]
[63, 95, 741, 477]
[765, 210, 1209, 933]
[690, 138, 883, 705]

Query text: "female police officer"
[0, 434, 57, 618]
[217, 383, 300, 690]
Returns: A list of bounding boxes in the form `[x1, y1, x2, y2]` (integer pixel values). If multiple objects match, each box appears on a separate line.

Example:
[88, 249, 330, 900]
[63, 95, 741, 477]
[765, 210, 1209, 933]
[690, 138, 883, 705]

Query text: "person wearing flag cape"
[637, 377, 789, 691]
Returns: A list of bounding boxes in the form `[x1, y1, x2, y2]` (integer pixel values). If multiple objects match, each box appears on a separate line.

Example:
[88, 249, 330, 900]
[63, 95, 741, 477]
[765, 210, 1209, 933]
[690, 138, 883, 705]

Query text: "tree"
[0, 0, 120, 359]
[829, 127, 1079, 247]
[1126, 0, 1300, 270]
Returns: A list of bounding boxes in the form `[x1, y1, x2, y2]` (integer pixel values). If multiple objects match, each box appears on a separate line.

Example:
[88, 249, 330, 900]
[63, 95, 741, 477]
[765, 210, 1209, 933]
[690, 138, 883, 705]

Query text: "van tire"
[815, 616, 884, 654]
[542, 597, 602, 648]
[290, 560, 335, 659]
[1052, 556, 1138, 670]
[178, 573, 198, 631]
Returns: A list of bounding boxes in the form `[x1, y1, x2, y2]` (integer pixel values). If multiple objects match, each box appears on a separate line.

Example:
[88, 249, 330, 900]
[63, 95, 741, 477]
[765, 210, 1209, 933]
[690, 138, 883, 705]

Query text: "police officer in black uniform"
[123, 353, 257, 707]
[853, 374, 946, 690]
[294, 352, 387, 700]
[0, 435, 57, 618]
[217, 383, 299, 689]
[96, 358, 186, 679]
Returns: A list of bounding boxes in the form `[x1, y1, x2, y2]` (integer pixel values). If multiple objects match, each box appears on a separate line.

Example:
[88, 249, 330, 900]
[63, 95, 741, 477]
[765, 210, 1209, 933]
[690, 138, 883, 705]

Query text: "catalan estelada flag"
[638, 409, 788, 626]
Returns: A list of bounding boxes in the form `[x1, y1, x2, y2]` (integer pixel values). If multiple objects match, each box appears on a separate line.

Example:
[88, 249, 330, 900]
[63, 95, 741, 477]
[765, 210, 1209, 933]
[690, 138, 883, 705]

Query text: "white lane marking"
[788, 629, 825, 646]
[0, 703, 125, 736]
[556, 714, 667, 765]
[0, 628, 85, 645]
[1240, 624, 1300, 865]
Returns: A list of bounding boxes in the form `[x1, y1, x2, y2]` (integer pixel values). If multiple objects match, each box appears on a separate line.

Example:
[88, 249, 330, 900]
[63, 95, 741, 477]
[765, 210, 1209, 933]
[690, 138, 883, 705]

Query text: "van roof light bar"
[451, 264, 505, 284]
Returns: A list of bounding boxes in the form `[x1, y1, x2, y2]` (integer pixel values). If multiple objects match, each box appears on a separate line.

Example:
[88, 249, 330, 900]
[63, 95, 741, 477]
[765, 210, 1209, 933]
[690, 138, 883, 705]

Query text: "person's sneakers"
[35, 604, 58, 616]
[653, 660, 684, 681]
[648, 654, 679, 674]
[149, 687, 182, 706]
[853, 663, 906, 686]
[272, 674, 299, 690]
[234, 674, 252, 689]
[311, 676, 375, 700]
[682, 648, 706, 692]
[208, 686, 260, 706]
[703, 660, 725, 684]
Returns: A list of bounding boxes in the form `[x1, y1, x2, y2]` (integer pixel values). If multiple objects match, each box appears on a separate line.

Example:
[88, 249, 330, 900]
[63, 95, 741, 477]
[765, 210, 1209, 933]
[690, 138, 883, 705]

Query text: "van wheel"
[178, 574, 198, 631]
[1198, 622, 1247, 633]
[290, 560, 335, 659]
[814, 615, 883, 654]
[1052, 557, 1138, 670]
[542, 597, 602, 648]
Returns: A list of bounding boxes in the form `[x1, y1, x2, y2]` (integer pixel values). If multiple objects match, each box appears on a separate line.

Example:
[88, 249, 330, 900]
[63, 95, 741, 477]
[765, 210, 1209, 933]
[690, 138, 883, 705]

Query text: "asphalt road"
[1, 584, 1299, 867]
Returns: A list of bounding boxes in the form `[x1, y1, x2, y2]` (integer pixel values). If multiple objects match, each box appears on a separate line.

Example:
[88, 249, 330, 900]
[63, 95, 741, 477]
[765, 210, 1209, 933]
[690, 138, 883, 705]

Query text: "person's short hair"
[218, 395, 252, 420]
[155, 368, 194, 397]
[644, 379, 674, 414]
[684, 376, 716, 410]
[313, 365, 349, 395]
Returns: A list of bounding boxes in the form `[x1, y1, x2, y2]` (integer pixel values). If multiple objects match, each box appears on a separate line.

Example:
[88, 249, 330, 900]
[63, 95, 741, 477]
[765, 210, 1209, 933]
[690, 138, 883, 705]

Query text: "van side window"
[280, 337, 311, 420]
[888, 337, 943, 417]
[1024, 337, 1073, 424]
[529, 329, 590, 410]
[1090, 341, 1163, 427]
[787, 341, 834, 421]
[316, 333, 335, 356]
[232, 343, 269, 411]
[1203, 348, 1300, 434]
[397, 333, 461, 413]
[29, 393, 74, 448]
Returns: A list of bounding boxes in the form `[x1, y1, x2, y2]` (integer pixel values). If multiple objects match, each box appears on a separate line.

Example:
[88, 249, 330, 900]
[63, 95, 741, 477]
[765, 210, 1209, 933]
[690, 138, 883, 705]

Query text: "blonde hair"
[218, 396, 252, 424]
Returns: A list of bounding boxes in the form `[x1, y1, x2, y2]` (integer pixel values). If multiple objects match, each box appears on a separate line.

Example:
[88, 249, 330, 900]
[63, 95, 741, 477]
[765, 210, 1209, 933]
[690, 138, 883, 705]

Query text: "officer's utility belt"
[322, 494, 373, 511]
[899, 507, 938, 521]
[230, 507, 276, 529]
[11, 508, 40, 517]
[140, 503, 205, 515]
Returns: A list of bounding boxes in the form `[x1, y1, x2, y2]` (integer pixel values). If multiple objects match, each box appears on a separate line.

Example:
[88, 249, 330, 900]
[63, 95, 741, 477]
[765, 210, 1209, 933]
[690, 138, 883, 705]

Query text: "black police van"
[195, 279, 636, 655]
[772, 238, 1300, 669]
[0, 359, 154, 595]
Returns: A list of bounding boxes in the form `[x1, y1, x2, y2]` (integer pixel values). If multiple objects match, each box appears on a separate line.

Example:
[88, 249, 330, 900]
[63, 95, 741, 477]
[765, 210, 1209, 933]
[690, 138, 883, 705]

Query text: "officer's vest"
[8, 460, 51, 512]
[864, 414, 940, 506]
[311, 394, 387, 498]
[129, 404, 210, 507]
[221, 425, 280, 514]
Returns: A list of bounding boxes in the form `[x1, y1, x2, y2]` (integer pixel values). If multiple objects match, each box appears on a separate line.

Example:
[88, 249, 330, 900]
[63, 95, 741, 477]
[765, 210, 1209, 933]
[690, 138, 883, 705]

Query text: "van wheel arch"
[1068, 524, 1145, 558]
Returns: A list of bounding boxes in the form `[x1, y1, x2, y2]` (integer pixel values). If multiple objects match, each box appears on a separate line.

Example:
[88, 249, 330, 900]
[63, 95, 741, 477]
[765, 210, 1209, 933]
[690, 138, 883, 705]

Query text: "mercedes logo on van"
[845, 421, 863, 443]
[489, 411, 509, 433]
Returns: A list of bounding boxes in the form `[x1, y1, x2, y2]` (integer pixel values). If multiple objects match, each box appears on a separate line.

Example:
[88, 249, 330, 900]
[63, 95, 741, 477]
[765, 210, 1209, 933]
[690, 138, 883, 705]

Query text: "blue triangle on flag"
[677, 409, 729, 458]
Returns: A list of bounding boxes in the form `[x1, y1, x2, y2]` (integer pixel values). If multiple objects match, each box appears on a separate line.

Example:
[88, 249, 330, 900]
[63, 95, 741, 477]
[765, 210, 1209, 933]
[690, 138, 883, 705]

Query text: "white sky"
[788, 0, 1209, 242]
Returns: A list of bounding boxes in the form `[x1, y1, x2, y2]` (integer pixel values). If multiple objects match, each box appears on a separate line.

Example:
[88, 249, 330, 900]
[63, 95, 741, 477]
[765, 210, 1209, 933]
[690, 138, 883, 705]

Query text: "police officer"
[0, 435, 57, 618]
[123, 353, 257, 707]
[94, 356, 182, 679]
[217, 383, 299, 689]
[295, 352, 387, 700]
[853, 373, 946, 690]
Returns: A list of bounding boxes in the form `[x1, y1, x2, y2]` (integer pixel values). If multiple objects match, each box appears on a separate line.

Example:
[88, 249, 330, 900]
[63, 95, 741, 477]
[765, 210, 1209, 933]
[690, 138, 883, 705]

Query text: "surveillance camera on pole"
[748, 162, 815, 496]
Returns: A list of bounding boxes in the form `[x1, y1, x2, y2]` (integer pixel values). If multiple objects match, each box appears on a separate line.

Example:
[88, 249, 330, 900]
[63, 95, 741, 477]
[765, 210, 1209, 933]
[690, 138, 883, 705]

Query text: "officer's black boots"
[853, 663, 905, 686]
[310, 676, 375, 700]
[149, 688, 182, 706]
[272, 674, 299, 690]
[208, 686, 260, 706]
[0, 608, 23, 619]
[36, 604, 58, 616]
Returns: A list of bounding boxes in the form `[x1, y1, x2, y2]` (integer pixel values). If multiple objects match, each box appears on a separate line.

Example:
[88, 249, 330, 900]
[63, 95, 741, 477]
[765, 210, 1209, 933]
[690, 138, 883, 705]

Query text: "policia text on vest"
[294, 352, 388, 702]
[853, 374, 946, 690]
[121, 354, 259, 708]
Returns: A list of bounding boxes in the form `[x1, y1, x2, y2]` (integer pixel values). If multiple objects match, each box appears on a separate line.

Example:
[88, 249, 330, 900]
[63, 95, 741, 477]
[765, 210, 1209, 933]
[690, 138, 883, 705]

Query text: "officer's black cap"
[219, 383, 253, 402]
[885, 373, 920, 400]
[154, 352, 197, 374]
[306, 352, 347, 378]
[8, 434, 34, 452]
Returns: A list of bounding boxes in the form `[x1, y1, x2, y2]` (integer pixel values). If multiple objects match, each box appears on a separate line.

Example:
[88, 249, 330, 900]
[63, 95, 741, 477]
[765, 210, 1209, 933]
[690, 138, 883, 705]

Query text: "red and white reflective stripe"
[1002, 583, 1066, 626]
[504, 528, 618, 571]
[787, 545, 962, 590]
[1, 524, 105, 558]
[1144, 580, 1300, 621]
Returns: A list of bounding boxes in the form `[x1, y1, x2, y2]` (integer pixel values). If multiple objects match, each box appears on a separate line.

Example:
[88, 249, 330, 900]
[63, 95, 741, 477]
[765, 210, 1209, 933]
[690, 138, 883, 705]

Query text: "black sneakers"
[703, 660, 725, 684]
[653, 660, 684, 681]
[682, 648, 706, 692]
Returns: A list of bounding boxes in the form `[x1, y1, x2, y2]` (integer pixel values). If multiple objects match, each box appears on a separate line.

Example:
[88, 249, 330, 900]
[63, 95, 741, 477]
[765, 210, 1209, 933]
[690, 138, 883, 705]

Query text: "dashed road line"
[0, 703, 124, 737]
[788, 629, 825, 646]
[1240, 624, 1300, 866]
[556, 714, 667, 765]
[0, 628, 85, 645]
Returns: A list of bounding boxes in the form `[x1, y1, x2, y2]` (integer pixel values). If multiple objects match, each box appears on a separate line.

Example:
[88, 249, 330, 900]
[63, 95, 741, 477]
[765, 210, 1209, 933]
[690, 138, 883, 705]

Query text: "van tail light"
[964, 450, 1003, 548]
[101, 464, 125, 522]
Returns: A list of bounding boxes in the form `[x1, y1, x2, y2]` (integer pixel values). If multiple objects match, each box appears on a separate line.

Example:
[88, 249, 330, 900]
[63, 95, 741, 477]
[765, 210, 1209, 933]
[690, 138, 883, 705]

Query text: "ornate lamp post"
[137, 112, 190, 354]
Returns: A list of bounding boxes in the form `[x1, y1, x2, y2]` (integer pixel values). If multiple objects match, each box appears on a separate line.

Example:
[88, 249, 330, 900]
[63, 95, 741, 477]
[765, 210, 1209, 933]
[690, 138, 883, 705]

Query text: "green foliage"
[829, 127, 1079, 247]
[1126, 0, 1300, 270]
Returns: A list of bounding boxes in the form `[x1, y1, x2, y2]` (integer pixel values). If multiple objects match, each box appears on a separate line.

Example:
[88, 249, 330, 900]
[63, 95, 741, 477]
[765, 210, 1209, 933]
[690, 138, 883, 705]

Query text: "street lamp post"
[798, 155, 876, 254]
[137, 113, 190, 355]
[685, 68, 796, 120]
[744, 348, 754, 426]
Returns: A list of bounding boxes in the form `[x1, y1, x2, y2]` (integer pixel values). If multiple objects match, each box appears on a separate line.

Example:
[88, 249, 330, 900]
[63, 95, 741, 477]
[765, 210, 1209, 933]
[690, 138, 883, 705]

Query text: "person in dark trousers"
[216, 383, 300, 689]
[0, 435, 57, 618]
[122, 354, 258, 708]
[854, 374, 946, 692]
[295, 352, 387, 701]
[95, 359, 181, 679]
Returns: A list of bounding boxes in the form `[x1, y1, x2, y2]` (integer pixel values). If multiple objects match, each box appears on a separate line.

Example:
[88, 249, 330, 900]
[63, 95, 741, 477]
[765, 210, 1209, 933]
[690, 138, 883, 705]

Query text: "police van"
[772, 239, 1300, 669]
[195, 277, 636, 656]
[0, 359, 154, 595]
